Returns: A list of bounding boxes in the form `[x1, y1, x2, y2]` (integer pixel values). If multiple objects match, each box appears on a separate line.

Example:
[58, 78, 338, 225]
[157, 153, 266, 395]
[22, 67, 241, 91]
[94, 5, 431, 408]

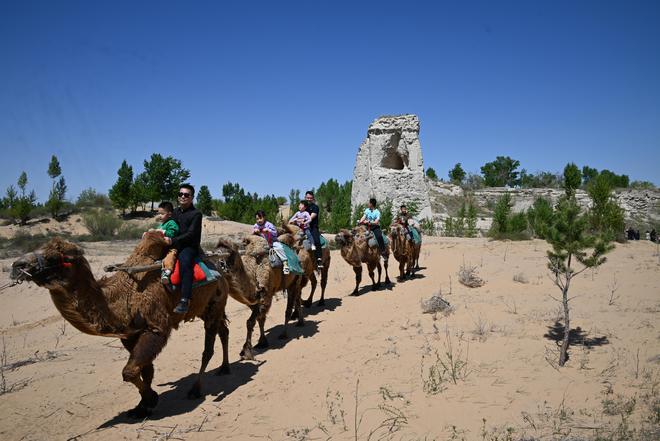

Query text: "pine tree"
[448, 163, 466, 185]
[46, 155, 66, 217]
[196, 185, 213, 215]
[109, 160, 133, 215]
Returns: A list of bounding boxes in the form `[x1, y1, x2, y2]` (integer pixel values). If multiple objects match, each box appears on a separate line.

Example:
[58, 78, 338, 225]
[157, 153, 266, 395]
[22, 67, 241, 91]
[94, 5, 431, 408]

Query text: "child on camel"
[155, 201, 179, 285]
[253, 210, 290, 274]
[288, 200, 315, 249]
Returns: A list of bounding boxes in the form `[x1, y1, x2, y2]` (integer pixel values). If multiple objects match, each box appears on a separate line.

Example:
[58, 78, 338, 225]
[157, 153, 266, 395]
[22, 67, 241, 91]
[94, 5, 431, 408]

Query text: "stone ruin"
[351, 114, 433, 219]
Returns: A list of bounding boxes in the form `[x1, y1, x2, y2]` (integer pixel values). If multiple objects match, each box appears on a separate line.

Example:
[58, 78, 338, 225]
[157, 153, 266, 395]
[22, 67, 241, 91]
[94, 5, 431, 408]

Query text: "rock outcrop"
[351, 115, 432, 218]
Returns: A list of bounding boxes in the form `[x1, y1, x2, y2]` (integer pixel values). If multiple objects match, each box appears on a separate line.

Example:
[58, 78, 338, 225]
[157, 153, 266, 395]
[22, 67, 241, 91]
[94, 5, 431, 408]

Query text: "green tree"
[129, 173, 150, 212]
[448, 163, 466, 185]
[76, 188, 111, 210]
[288, 188, 301, 208]
[629, 180, 655, 189]
[4, 185, 17, 210]
[425, 167, 438, 180]
[563, 163, 582, 197]
[587, 175, 625, 241]
[527, 197, 554, 239]
[581, 166, 599, 187]
[481, 156, 521, 187]
[47, 155, 62, 180]
[12, 172, 36, 224]
[196, 185, 213, 215]
[463, 173, 485, 190]
[46, 177, 67, 218]
[109, 160, 133, 215]
[491, 193, 513, 234]
[142, 154, 191, 209]
[546, 195, 614, 366]
[465, 200, 478, 238]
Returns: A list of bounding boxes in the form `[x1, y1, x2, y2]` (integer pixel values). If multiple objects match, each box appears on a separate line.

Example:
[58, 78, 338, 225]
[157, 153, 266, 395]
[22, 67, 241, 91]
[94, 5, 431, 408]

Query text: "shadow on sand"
[98, 360, 262, 426]
[302, 297, 343, 316]
[544, 321, 610, 350]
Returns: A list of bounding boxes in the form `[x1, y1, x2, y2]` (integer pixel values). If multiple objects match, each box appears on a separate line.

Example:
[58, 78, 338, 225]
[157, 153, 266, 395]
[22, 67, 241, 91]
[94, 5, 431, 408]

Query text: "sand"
[0, 227, 658, 440]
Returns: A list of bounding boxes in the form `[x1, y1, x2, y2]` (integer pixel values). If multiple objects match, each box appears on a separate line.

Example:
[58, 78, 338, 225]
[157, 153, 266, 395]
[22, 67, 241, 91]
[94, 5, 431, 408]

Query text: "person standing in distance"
[305, 191, 323, 271]
[166, 184, 203, 314]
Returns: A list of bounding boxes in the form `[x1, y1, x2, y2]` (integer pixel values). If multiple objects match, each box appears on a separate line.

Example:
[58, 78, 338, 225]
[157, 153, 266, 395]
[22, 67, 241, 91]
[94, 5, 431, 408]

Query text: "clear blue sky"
[1, 0, 659, 202]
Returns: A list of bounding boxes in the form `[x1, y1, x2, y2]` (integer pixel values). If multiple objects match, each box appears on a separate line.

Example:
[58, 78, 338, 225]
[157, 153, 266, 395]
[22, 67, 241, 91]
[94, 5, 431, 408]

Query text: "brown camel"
[232, 233, 303, 360]
[389, 223, 421, 280]
[334, 225, 391, 295]
[282, 223, 331, 307]
[10, 232, 251, 418]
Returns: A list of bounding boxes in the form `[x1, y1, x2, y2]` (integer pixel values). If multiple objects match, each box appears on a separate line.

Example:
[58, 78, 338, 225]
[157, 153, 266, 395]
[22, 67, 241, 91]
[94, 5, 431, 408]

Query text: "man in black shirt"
[305, 190, 323, 271]
[166, 183, 202, 314]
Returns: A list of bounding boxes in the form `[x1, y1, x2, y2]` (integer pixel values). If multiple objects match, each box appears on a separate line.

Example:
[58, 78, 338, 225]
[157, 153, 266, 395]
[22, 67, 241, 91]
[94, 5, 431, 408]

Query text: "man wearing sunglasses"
[165, 183, 202, 314]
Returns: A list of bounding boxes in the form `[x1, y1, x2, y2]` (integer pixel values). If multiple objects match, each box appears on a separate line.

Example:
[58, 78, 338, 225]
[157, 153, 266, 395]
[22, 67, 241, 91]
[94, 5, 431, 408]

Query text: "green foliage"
[419, 218, 436, 236]
[489, 193, 530, 240]
[405, 201, 420, 218]
[425, 167, 438, 180]
[196, 185, 213, 215]
[629, 180, 656, 189]
[563, 163, 582, 196]
[47, 155, 61, 179]
[491, 193, 513, 234]
[215, 181, 280, 225]
[379, 200, 393, 231]
[442, 199, 477, 237]
[581, 166, 629, 189]
[109, 160, 133, 214]
[17, 172, 28, 194]
[448, 163, 466, 185]
[465, 201, 478, 238]
[314, 179, 353, 232]
[519, 169, 563, 189]
[142, 153, 191, 207]
[288, 188, 301, 208]
[462, 173, 485, 190]
[527, 197, 554, 239]
[75, 188, 112, 210]
[11, 172, 37, 225]
[587, 175, 625, 241]
[46, 176, 67, 218]
[351, 203, 367, 227]
[82, 209, 122, 238]
[129, 173, 150, 212]
[480, 156, 520, 187]
[582, 165, 599, 187]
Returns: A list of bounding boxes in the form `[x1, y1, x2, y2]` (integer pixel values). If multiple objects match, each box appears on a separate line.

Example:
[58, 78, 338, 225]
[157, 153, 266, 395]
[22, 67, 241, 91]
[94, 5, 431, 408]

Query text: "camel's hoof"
[254, 337, 269, 349]
[385, 279, 392, 285]
[302, 299, 312, 308]
[295, 320, 305, 328]
[317, 299, 325, 307]
[127, 405, 151, 419]
[350, 290, 359, 296]
[216, 364, 231, 376]
[187, 384, 202, 399]
[373, 283, 381, 291]
[141, 390, 159, 409]
[240, 347, 255, 361]
[289, 310, 300, 320]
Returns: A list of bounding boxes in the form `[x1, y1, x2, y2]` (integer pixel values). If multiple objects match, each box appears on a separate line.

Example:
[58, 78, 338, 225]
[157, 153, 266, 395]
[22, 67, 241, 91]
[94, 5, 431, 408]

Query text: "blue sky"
[1, 0, 659, 202]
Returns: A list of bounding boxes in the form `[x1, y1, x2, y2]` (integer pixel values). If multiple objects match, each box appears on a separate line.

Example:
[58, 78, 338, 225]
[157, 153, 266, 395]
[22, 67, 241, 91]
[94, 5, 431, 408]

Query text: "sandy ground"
[0, 229, 658, 440]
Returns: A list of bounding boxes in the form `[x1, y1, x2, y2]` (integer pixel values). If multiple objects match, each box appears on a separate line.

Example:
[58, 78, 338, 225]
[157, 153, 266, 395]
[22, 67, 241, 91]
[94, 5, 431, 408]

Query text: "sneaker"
[283, 263, 290, 275]
[316, 258, 324, 271]
[311, 245, 316, 251]
[173, 299, 190, 314]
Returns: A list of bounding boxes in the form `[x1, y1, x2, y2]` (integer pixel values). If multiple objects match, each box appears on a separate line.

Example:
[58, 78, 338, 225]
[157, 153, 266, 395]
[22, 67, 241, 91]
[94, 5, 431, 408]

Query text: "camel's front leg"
[368, 262, 380, 290]
[255, 293, 273, 349]
[351, 266, 362, 295]
[318, 265, 328, 306]
[240, 304, 259, 361]
[383, 254, 391, 285]
[122, 331, 168, 418]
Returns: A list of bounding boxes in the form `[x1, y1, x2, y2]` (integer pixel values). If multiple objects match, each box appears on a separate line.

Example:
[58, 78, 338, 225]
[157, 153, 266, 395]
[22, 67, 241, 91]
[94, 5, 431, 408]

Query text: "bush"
[588, 175, 625, 241]
[527, 197, 554, 239]
[82, 209, 122, 239]
[76, 188, 112, 210]
[491, 193, 512, 234]
[419, 218, 436, 236]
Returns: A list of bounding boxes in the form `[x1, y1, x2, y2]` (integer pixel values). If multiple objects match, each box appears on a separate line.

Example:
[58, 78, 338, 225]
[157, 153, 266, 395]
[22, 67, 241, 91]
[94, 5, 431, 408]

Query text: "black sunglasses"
[178, 192, 192, 198]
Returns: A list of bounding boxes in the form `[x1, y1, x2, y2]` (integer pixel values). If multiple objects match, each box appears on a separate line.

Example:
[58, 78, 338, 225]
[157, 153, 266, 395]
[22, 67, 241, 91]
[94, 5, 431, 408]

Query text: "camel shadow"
[260, 319, 320, 353]
[98, 360, 262, 426]
[543, 321, 610, 348]
[303, 297, 342, 316]
[350, 281, 396, 297]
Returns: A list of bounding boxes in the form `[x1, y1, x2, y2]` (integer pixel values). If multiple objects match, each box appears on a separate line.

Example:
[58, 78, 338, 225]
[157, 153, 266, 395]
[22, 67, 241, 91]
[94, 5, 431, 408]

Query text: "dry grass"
[513, 272, 529, 284]
[421, 291, 454, 315]
[458, 263, 485, 288]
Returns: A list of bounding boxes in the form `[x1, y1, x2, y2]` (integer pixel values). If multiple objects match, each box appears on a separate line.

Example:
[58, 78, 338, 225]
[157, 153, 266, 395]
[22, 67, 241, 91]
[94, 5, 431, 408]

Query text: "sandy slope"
[0, 234, 658, 440]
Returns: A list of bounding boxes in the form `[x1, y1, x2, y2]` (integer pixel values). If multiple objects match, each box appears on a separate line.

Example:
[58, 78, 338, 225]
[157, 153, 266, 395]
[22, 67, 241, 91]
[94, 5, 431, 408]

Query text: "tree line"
[426, 156, 654, 190]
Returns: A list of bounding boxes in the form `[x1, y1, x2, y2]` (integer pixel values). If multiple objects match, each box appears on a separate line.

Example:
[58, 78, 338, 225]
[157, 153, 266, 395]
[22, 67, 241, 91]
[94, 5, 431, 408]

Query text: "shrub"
[527, 197, 554, 239]
[76, 188, 112, 210]
[82, 210, 122, 239]
[419, 218, 436, 236]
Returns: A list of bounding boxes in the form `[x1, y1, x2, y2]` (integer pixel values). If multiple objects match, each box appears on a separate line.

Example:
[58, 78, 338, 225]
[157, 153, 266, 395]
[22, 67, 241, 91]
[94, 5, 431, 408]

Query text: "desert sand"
[0, 222, 658, 440]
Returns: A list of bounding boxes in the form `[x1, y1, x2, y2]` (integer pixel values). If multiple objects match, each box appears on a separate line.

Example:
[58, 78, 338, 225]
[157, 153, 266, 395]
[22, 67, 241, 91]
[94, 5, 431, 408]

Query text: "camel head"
[334, 229, 354, 247]
[134, 230, 170, 260]
[11, 237, 86, 288]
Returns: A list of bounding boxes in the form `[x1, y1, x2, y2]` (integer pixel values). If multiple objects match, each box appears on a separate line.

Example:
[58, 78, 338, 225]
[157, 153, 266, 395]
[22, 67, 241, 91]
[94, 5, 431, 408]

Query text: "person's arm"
[303, 212, 311, 228]
[164, 220, 179, 238]
[264, 222, 277, 236]
[171, 211, 202, 248]
[372, 210, 381, 226]
[288, 213, 299, 225]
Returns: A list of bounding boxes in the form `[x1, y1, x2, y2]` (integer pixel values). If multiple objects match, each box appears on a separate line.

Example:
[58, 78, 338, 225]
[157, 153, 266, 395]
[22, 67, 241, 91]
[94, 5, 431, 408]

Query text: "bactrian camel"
[389, 223, 422, 280]
[10, 232, 253, 417]
[282, 223, 331, 307]
[334, 225, 391, 295]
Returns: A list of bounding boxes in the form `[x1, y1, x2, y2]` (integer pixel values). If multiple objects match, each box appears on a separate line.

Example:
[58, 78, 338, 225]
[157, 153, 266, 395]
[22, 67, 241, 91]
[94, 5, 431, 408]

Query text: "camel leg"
[216, 316, 231, 375]
[351, 266, 362, 295]
[318, 265, 328, 306]
[372, 262, 381, 290]
[303, 272, 317, 308]
[240, 305, 259, 361]
[255, 294, 273, 349]
[398, 260, 406, 281]
[188, 322, 217, 399]
[384, 255, 391, 285]
[293, 283, 305, 328]
[122, 331, 168, 418]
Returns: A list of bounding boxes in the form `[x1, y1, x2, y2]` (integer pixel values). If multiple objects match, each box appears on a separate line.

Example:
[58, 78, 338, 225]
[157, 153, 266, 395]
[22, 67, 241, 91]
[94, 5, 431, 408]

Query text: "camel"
[232, 233, 304, 360]
[10, 231, 252, 418]
[282, 223, 331, 307]
[334, 225, 391, 295]
[389, 223, 422, 280]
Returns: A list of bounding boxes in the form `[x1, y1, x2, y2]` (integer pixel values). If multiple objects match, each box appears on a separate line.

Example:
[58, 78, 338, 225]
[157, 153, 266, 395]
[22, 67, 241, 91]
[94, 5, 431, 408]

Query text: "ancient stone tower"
[351, 114, 432, 219]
